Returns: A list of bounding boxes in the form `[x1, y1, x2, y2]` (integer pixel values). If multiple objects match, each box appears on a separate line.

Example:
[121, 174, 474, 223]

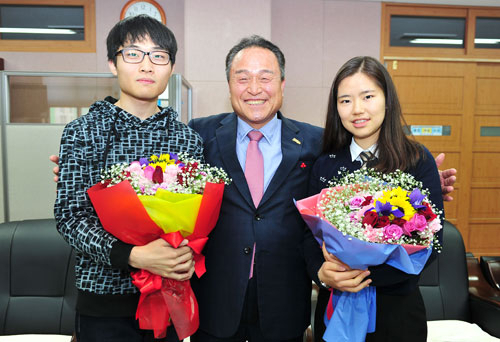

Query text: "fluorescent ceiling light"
[409, 38, 500, 45]
[0, 28, 76, 34]
[475, 38, 500, 44]
[410, 38, 463, 45]
[402, 33, 457, 39]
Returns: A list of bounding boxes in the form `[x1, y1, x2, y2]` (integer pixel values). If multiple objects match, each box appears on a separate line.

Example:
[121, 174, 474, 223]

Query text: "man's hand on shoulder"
[434, 153, 457, 202]
[50, 155, 60, 183]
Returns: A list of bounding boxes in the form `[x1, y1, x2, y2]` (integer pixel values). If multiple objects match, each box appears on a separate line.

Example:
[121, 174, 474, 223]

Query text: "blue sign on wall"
[411, 125, 444, 136]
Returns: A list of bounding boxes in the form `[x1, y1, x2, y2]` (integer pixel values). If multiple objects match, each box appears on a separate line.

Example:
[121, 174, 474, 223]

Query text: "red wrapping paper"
[87, 181, 224, 339]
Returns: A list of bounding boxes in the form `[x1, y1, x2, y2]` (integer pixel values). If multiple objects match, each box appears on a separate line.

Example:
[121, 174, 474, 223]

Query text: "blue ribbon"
[324, 287, 377, 342]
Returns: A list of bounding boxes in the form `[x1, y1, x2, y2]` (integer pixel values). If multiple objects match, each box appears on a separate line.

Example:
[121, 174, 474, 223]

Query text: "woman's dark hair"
[106, 15, 177, 65]
[322, 56, 421, 173]
[225, 35, 285, 81]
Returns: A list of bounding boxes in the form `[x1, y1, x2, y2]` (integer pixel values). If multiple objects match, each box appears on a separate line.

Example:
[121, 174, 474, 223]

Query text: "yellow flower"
[148, 154, 177, 172]
[375, 187, 416, 221]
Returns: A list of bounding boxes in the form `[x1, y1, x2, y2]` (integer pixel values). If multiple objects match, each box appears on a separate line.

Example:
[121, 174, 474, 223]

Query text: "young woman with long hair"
[312, 56, 444, 342]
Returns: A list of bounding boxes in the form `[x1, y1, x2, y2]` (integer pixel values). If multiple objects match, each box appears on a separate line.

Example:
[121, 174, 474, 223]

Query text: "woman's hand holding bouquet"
[318, 245, 372, 293]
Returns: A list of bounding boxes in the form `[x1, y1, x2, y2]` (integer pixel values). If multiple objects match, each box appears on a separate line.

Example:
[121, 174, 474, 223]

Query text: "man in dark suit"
[188, 35, 331, 341]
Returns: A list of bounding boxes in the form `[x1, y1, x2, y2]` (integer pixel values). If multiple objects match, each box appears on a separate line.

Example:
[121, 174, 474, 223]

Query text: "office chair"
[0, 219, 76, 336]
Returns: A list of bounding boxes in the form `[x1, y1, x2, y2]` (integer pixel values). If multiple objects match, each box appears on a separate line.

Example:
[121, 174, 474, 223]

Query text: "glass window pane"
[390, 15, 465, 48]
[0, 5, 84, 41]
[480, 126, 500, 137]
[475, 17, 500, 49]
[8, 75, 120, 123]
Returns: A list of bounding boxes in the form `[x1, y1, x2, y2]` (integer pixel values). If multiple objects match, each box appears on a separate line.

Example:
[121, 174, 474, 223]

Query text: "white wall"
[181, 0, 382, 127]
[184, 0, 272, 118]
[271, 0, 381, 127]
[3, 125, 64, 221]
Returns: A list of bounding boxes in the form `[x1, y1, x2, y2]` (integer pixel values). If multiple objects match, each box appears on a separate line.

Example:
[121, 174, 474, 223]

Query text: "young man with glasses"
[54, 15, 203, 342]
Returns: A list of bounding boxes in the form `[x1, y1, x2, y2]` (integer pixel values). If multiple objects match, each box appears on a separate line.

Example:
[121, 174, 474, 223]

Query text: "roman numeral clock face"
[121, 0, 166, 24]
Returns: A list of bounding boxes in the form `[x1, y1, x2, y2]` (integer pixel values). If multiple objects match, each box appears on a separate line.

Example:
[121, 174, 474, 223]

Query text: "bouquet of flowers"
[87, 153, 230, 339]
[295, 169, 442, 342]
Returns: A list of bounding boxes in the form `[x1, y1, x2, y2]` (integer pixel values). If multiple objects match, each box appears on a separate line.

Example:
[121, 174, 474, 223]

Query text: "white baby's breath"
[100, 152, 231, 196]
[319, 168, 442, 248]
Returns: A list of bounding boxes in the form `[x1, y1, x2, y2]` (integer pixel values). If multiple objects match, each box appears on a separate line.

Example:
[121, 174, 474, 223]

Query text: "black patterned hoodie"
[54, 100, 203, 316]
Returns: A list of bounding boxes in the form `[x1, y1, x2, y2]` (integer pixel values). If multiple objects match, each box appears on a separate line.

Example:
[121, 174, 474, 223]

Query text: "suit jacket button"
[244, 247, 252, 254]
[255, 214, 262, 221]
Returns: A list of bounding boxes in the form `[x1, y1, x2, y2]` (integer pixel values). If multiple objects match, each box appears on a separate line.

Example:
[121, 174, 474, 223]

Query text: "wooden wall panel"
[469, 224, 500, 256]
[469, 188, 500, 219]
[477, 64, 500, 77]
[471, 153, 500, 182]
[476, 79, 500, 113]
[386, 60, 476, 251]
[473, 116, 500, 150]
[443, 189, 458, 224]
[382, 3, 500, 257]
[476, 64, 500, 117]
[393, 76, 464, 114]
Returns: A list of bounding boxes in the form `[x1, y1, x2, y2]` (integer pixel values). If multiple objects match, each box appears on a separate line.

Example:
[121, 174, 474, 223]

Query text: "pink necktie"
[245, 130, 263, 279]
[245, 130, 264, 207]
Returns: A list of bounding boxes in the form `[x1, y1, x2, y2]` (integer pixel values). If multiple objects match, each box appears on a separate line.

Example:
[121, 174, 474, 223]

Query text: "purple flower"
[383, 224, 403, 241]
[139, 157, 149, 166]
[170, 153, 179, 164]
[409, 188, 427, 210]
[375, 201, 392, 215]
[375, 201, 403, 218]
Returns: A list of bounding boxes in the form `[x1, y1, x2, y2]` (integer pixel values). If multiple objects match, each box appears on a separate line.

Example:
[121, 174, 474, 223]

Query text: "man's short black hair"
[106, 15, 177, 65]
[225, 35, 285, 81]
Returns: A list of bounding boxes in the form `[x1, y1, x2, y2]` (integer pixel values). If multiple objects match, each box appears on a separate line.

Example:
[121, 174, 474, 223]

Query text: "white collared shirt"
[349, 137, 378, 163]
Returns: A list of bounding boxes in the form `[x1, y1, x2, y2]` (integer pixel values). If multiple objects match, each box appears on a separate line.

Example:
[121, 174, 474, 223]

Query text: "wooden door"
[385, 59, 500, 256]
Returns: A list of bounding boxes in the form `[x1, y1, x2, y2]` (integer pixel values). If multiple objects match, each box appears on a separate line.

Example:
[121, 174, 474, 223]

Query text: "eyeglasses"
[115, 48, 171, 65]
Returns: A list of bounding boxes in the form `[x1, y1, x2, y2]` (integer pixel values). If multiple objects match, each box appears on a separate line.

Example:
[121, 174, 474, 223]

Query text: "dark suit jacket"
[189, 112, 324, 339]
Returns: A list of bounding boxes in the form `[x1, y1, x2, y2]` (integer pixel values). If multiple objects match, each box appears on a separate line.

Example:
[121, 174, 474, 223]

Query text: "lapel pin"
[292, 138, 301, 145]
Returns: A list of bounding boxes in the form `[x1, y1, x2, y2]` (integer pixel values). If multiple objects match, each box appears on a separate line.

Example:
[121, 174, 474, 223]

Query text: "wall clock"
[120, 0, 166, 25]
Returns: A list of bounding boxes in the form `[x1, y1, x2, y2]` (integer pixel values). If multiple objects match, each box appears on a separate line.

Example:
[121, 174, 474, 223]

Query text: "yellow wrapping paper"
[138, 188, 202, 237]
